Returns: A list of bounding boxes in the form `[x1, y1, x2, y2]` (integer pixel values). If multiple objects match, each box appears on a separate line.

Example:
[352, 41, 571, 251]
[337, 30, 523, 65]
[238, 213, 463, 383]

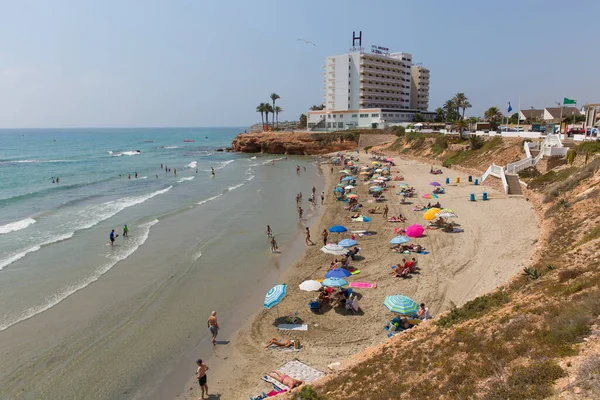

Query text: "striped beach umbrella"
[383, 295, 419, 316]
[321, 244, 348, 255]
[264, 284, 287, 310]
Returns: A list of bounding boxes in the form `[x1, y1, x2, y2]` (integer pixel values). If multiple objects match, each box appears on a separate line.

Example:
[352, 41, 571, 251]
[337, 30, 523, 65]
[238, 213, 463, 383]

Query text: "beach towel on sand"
[262, 360, 326, 391]
[277, 324, 308, 331]
[349, 281, 377, 289]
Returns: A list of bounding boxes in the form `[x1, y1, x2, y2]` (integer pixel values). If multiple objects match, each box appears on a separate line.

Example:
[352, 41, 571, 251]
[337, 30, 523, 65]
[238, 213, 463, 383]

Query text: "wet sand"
[177, 151, 539, 399]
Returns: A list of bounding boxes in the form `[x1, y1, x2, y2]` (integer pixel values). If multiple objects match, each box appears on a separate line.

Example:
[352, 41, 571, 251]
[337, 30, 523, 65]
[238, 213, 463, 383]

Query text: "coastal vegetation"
[256, 93, 282, 131]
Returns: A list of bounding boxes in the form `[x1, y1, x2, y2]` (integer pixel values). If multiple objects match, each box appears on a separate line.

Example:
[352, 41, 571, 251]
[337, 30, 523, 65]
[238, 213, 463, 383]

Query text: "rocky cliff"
[231, 131, 359, 155]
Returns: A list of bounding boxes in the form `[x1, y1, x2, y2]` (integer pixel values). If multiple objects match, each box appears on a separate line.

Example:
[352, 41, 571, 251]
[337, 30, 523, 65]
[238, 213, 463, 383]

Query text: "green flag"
[563, 97, 576, 105]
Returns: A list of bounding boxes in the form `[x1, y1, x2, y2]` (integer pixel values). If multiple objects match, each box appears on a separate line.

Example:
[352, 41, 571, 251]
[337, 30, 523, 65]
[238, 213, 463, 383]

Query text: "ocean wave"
[250, 156, 257, 160]
[0, 159, 77, 165]
[186, 161, 197, 169]
[138, 176, 148, 180]
[0, 187, 172, 271]
[227, 175, 254, 191]
[193, 250, 202, 261]
[261, 157, 285, 165]
[107, 150, 141, 157]
[0, 232, 74, 271]
[197, 194, 222, 205]
[177, 176, 194, 183]
[0, 220, 159, 332]
[163, 146, 179, 149]
[0, 217, 36, 235]
[217, 160, 235, 169]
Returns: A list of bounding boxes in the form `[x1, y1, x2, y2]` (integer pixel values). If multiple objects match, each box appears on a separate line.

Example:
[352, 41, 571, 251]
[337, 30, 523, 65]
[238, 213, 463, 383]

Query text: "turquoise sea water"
[0, 128, 324, 398]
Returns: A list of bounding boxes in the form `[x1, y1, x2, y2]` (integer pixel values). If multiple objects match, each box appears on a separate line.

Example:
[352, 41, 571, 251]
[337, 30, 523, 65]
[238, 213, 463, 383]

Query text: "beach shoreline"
[176, 149, 540, 399]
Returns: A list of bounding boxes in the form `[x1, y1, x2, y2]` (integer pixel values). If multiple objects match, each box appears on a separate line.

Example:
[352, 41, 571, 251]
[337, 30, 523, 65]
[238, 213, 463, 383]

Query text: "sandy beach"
[178, 150, 539, 399]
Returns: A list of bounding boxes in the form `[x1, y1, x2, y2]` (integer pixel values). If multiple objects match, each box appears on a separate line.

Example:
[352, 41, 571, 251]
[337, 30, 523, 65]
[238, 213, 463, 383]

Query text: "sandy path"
[178, 152, 539, 399]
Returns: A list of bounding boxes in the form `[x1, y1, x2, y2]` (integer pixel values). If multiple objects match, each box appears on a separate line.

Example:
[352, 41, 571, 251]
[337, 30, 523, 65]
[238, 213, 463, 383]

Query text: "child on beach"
[266, 225, 272, 237]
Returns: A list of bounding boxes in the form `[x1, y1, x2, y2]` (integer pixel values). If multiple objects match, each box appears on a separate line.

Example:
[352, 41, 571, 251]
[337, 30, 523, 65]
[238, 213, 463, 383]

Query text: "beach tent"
[384, 295, 419, 315]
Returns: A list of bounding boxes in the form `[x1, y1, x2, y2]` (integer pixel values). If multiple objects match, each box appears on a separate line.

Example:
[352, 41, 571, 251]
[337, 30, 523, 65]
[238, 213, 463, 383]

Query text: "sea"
[0, 128, 324, 399]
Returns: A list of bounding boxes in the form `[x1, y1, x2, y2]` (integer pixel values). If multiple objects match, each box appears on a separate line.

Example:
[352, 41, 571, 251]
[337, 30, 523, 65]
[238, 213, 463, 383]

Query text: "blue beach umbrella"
[329, 225, 347, 233]
[334, 187, 344, 192]
[383, 295, 419, 316]
[325, 268, 352, 279]
[322, 278, 348, 287]
[341, 176, 355, 182]
[369, 187, 383, 192]
[338, 238, 357, 247]
[390, 236, 410, 245]
[264, 284, 287, 310]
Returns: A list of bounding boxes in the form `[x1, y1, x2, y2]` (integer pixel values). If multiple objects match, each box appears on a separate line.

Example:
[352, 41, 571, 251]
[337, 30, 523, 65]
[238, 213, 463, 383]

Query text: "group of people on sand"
[390, 257, 419, 278]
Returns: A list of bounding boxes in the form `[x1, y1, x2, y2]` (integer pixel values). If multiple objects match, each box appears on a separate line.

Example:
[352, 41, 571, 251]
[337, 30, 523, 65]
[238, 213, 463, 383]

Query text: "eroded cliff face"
[231, 131, 358, 155]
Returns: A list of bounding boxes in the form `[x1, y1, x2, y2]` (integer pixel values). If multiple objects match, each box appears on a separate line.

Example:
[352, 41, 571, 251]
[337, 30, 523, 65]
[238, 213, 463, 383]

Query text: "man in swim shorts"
[123, 225, 128, 237]
[109, 229, 116, 246]
[207, 311, 219, 345]
[196, 359, 209, 399]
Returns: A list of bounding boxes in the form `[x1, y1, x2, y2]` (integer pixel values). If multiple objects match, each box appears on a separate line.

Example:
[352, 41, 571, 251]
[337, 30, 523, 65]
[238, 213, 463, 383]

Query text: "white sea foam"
[227, 183, 244, 191]
[177, 176, 195, 183]
[108, 150, 141, 157]
[217, 160, 235, 169]
[247, 175, 255, 181]
[193, 250, 202, 261]
[0, 220, 159, 331]
[0, 187, 172, 271]
[1, 159, 75, 164]
[186, 161, 197, 169]
[261, 157, 285, 165]
[163, 146, 179, 149]
[0, 217, 36, 235]
[197, 194, 222, 205]
[0, 232, 74, 271]
[250, 156, 257, 160]
[138, 176, 148, 180]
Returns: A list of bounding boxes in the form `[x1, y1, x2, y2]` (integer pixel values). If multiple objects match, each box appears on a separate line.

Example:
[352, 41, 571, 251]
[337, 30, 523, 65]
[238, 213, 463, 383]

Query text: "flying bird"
[297, 38, 316, 46]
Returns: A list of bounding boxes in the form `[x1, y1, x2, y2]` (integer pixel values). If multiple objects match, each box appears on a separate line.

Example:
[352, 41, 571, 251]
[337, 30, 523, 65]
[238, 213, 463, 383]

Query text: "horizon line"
[0, 126, 248, 130]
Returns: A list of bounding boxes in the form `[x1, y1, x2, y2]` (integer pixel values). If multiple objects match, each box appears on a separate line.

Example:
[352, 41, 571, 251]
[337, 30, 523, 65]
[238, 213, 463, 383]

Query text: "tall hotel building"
[308, 38, 434, 130]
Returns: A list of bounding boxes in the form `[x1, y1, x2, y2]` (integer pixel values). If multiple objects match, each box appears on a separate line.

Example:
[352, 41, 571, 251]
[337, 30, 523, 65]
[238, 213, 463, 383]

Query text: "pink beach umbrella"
[406, 224, 425, 238]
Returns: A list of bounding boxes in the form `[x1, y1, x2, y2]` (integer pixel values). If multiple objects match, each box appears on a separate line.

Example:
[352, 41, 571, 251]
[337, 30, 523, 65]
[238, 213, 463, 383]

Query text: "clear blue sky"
[1, 0, 598, 128]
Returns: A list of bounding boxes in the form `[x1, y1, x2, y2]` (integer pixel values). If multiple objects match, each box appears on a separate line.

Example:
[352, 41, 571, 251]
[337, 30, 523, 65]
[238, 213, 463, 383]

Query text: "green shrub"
[432, 136, 448, 155]
[436, 291, 510, 328]
[469, 135, 484, 150]
[294, 385, 326, 400]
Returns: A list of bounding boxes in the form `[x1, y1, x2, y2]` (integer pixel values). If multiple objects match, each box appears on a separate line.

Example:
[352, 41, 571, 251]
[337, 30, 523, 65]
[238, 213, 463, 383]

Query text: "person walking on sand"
[196, 359, 209, 399]
[298, 206, 303, 221]
[322, 229, 328, 246]
[383, 204, 389, 219]
[312, 186, 316, 196]
[305, 227, 315, 246]
[266, 225, 272, 237]
[123, 224, 128, 237]
[207, 311, 219, 345]
[270, 236, 278, 253]
[321, 192, 325, 205]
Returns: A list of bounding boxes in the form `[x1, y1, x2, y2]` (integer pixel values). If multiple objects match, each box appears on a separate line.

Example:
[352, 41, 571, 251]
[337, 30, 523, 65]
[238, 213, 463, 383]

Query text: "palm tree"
[274, 106, 283, 129]
[467, 116, 478, 131]
[434, 107, 445, 123]
[265, 104, 274, 130]
[453, 93, 471, 119]
[256, 103, 267, 131]
[484, 107, 503, 130]
[443, 99, 457, 122]
[270, 93, 280, 121]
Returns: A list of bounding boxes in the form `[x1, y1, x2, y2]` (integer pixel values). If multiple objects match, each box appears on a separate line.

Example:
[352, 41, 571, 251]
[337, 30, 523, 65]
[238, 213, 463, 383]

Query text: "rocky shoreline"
[231, 131, 359, 155]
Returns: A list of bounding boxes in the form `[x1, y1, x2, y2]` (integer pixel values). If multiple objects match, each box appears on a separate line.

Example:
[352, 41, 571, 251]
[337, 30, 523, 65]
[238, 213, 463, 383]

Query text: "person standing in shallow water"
[123, 225, 128, 237]
[266, 225, 272, 237]
[211, 167, 215, 176]
[305, 227, 315, 246]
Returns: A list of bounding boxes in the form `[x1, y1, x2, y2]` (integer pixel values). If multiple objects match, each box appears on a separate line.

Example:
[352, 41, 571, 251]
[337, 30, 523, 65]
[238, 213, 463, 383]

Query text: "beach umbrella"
[369, 186, 383, 191]
[361, 166, 369, 170]
[264, 284, 287, 310]
[325, 268, 352, 279]
[429, 182, 441, 186]
[336, 183, 346, 187]
[406, 224, 425, 238]
[439, 208, 455, 214]
[386, 158, 394, 162]
[321, 243, 348, 255]
[371, 161, 379, 165]
[352, 215, 371, 222]
[375, 168, 383, 173]
[334, 187, 344, 192]
[346, 194, 359, 199]
[390, 236, 410, 245]
[299, 280, 322, 292]
[424, 208, 441, 221]
[341, 176, 355, 182]
[322, 278, 348, 287]
[338, 239, 357, 247]
[384, 295, 419, 315]
[329, 225, 348, 233]
[422, 193, 438, 199]
[436, 211, 457, 218]
[397, 183, 409, 187]
[344, 185, 355, 190]
[340, 170, 351, 174]
[359, 171, 369, 175]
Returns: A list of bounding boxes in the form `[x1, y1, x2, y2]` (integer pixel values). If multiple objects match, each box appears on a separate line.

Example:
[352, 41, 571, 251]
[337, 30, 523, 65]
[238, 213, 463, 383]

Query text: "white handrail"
[481, 163, 509, 193]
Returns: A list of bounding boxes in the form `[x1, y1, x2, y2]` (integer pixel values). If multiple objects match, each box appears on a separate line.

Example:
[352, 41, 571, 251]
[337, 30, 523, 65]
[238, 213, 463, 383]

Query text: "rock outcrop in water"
[231, 131, 359, 155]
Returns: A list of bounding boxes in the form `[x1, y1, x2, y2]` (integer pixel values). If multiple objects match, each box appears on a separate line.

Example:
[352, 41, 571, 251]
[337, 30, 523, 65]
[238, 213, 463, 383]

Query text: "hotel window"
[333, 115, 336, 118]
[327, 122, 331, 128]
[371, 113, 379, 117]
[352, 114, 357, 118]
[338, 122, 343, 128]
[339, 114, 344, 118]
[328, 115, 331, 119]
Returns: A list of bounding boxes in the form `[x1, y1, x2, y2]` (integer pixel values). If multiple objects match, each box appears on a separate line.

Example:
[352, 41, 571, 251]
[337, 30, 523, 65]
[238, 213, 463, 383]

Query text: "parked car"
[513, 126, 524, 132]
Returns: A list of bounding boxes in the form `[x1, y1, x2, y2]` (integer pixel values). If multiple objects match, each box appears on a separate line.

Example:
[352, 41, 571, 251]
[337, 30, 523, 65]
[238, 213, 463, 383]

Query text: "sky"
[1, 0, 599, 128]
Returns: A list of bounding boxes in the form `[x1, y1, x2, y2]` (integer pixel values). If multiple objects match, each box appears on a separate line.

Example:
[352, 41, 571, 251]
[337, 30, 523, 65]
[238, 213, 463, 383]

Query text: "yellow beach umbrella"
[423, 207, 441, 221]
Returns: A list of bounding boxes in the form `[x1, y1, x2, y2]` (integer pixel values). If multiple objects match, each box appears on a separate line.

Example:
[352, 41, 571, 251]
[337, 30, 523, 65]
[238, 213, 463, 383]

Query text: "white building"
[309, 50, 433, 130]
